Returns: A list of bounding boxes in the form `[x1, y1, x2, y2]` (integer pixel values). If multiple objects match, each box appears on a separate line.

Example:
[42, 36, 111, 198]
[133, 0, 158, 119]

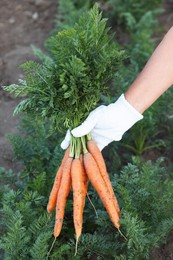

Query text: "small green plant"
[121, 119, 165, 155]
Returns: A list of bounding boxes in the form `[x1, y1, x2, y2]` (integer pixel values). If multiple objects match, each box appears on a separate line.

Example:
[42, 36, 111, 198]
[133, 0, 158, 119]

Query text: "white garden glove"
[61, 94, 143, 151]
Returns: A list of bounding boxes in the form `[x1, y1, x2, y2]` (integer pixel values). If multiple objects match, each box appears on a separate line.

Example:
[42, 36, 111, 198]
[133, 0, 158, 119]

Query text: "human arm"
[125, 26, 173, 113]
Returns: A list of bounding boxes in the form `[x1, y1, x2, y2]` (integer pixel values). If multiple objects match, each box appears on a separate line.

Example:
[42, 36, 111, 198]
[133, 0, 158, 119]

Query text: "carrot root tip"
[118, 228, 127, 241]
[87, 193, 98, 218]
[75, 235, 80, 256]
[47, 237, 56, 259]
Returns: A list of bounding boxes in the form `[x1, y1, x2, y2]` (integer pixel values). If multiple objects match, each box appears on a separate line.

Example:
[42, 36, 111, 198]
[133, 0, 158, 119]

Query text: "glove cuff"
[112, 94, 143, 133]
[119, 94, 143, 120]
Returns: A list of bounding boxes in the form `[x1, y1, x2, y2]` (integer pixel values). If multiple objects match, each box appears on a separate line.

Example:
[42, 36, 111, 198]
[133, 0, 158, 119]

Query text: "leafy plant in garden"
[7, 116, 64, 179]
[118, 88, 173, 157]
[1, 143, 173, 259]
[55, 0, 164, 33]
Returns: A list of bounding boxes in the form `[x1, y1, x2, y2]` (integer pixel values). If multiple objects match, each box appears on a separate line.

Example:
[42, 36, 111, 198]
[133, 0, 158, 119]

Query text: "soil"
[0, 0, 173, 259]
[0, 0, 57, 171]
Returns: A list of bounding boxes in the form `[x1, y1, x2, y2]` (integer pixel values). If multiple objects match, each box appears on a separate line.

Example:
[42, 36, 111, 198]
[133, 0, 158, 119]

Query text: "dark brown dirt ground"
[0, 0, 57, 171]
[0, 0, 173, 259]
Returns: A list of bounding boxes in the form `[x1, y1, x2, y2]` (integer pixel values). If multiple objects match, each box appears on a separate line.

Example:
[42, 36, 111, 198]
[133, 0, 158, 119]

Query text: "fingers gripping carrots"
[47, 134, 121, 254]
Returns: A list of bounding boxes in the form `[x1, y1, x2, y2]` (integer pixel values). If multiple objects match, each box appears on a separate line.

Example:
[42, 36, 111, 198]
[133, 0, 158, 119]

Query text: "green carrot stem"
[70, 134, 75, 158]
[86, 133, 92, 141]
[81, 136, 88, 154]
[75, 138, 81, 159]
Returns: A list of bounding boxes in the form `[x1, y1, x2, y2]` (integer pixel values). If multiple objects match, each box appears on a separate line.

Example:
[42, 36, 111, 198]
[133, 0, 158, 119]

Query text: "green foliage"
[6, 115, 65, 200]
[0, 206, 30, 259]
[2, 116, 173, 260]
[119, 87, 173, 157]
[106, 0, 164, 30]
[128, 10, 162, 70]
[31, 45, 54, 66]
[116, 158, 173, 259]
[121, 115, 165, 155]
[56, 0, 92, 30]
[4, 5, 125, 133]
[1, 151, 173, 259]
[55, 0, 164, 33]
[0, 188, 53, 260]
[29, 231, 52, 260]
[106, 7, 171, 158]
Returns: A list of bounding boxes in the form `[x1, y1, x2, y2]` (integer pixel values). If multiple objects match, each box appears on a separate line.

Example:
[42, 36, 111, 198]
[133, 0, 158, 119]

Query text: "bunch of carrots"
[47, 133, 122, 255]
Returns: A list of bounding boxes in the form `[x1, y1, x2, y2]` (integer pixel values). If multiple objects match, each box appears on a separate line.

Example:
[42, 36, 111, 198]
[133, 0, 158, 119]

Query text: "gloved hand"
[61, 94, 143, 151]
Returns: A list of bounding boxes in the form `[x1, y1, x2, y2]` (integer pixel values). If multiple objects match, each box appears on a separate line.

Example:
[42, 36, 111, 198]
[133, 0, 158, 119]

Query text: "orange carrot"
[79, 154, 88, 195]
[54, 157, 73, 238]
[87, 139, 120, 217]
[80, 154, 98, 218]
[47, 147, 70, 213]
[71, 157, 86, 255]
[83, 152, 120, 230]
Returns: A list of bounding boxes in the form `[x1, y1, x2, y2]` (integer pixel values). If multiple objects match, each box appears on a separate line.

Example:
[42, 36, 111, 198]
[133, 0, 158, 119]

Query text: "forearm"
[125, 26, 173, 114]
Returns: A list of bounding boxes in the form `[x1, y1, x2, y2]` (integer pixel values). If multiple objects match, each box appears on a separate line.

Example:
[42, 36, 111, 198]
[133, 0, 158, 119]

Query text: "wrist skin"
[124, 26, 173, 114]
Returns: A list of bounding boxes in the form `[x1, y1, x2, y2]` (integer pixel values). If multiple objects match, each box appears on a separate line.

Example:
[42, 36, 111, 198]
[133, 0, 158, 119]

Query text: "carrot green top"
[3, 4, 125, 133]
